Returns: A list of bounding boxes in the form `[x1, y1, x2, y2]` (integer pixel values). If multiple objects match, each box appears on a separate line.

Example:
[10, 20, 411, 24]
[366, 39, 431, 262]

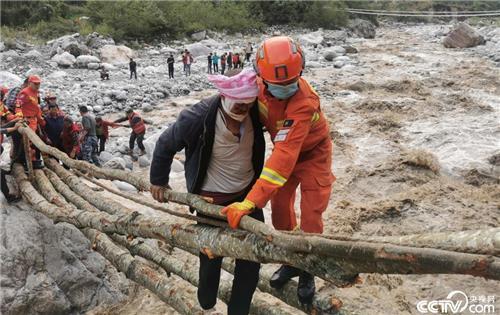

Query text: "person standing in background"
[167, 53, 175, 79]
[129, 58, 137, 80]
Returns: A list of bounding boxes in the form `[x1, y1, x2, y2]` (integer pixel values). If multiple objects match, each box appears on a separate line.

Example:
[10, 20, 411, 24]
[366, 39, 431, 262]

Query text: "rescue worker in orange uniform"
[221, 36, 335, 305]
[13, 75, 46, 169]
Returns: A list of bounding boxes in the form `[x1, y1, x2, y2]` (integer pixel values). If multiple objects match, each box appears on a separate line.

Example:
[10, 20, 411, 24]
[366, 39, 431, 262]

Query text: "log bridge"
[11, 126, 499, 314]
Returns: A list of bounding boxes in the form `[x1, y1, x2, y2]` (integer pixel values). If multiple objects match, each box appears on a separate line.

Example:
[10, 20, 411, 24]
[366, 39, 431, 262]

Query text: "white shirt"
[201, 109, 254, 193]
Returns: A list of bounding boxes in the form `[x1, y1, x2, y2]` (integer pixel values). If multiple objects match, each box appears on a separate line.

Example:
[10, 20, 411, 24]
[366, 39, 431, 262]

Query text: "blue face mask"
[267, 81, 299, 100]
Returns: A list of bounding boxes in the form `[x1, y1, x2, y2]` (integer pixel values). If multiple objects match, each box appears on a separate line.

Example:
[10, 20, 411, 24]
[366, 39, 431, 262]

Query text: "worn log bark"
[41, 167, 312, 314]
[73, 169, 227, 228]
[83, 228, 210, 315]
[22, 133, 34, 181]
[23, 166, 211, 314]
[12, 163, 355, 285]
[13, 163, 500, 282]
[18, 126, 313, 252]
[180, 246, 344, 314]
[45, 158, 130, 215]
[110, 235, 304, 315]
[20, 127, 498, 259]
[363, 228, 500, 256]
[43, 168, 99, 213]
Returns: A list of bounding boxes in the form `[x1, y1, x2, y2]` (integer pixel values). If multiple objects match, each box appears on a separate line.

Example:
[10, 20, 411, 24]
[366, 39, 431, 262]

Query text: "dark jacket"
[150, 95, 265, 194]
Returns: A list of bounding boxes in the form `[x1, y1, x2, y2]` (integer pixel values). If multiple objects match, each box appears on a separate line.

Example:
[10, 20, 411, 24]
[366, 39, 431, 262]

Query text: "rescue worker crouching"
[221, 36, 336, 305]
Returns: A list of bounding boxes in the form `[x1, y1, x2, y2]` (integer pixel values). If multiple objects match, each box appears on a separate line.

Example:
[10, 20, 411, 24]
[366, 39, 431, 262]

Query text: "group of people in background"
[96, 42, 254, 80]
[180, 42, 253, 77]
[0, 75, 151, 203]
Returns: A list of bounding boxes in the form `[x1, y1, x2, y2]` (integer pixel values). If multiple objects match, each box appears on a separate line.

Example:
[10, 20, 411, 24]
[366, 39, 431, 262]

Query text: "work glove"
[221, 199, 255, 229]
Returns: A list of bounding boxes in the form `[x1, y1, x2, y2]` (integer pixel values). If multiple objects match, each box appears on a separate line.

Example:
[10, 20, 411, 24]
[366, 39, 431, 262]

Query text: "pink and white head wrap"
[207, 68, 258, 101]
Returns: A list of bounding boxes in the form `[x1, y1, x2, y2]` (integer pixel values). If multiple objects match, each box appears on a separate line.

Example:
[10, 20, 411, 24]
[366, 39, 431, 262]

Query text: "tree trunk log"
[110, 234, 305, 315]
[23, 165, 212, 314]
[82, 228, 211, 315]
[19, 126, 498, 259]
[13, 163, 500, 283]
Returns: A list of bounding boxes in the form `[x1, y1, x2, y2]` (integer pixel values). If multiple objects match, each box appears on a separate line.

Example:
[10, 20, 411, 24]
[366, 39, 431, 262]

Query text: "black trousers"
[213, 63, 218, 73]
[130, 69, 137, 79]
[97, 135, 106, 152]
[197, 205, 264, 315]
[129, 132, 145, 151]
[168, 66, 174, 78]
[1, 168, 10, 198]
[11, 131, 41, 167]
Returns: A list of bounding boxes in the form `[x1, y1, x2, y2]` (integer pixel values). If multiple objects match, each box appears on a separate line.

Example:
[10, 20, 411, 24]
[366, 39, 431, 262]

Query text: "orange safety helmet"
[254, 36, 305, 84]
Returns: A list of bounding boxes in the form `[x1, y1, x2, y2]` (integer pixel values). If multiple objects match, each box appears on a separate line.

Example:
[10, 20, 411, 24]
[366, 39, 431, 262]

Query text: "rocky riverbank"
[1, 20, 499, 315]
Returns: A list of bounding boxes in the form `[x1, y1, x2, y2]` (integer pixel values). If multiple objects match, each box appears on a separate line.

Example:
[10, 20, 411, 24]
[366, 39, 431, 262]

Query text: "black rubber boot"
[297, 271, 315, 305]
[269, 265, 301, 289]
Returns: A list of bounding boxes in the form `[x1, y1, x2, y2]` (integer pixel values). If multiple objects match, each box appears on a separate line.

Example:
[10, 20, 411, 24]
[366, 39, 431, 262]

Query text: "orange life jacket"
[128, 111, 146, 134]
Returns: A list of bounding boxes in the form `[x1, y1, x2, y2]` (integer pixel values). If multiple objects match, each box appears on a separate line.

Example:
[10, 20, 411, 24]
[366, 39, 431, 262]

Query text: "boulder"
[138, 156, 150, 168]
[93, 105, 103, 113]
[343, 45, 358, 54]
[98, 151, 114, 164]
[51, 52, 76, 67]
[0, 41, 5, 52]
[185, 42, 211, 57]
[87, 63, 100, 70]
[99, 45, 136, 64]
[299, 31, 324, 47]
[443, 23, 486, 48]
[349, 19, 376, 39]
[100, 63, 116, 71]
[86, 32, 115, 49]
[49, 34, 90, 57]
[329, 45, 346, 55]
[142, 103, 153, 112]
[112, 180, 137, 192]
[0, 204, 125, 315]
[0, 71, 22, 88]
[103, 157, 126, 170]
[323, 50, 338, 62]
[102, 97, 112, 105]
[115, 91, 127, 102]
[75, 55, 100, 68]
[191, 30, 207, 41]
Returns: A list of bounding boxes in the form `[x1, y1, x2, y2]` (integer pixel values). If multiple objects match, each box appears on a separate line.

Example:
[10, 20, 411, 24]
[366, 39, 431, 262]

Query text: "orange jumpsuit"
[15, 86, 45, 131]
[246, 77, 335, 233]
[1, 101, 17, 144]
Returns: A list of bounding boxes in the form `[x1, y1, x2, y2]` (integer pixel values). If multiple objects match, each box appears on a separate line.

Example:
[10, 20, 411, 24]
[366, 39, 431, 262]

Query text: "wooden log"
[83, 228, 211, 315]
[110, 234, 304, 315]
[13, 163, 500, 283]
[45, 158, 129, 215]
[22, 133, 34, 181]
[362, 228, 500, 256]
[27, 167, 211, 314]
[73, 169, 227, 228]
[18, 126, 311, 252]
[41, 168, 311, 313]
[20, 126, 498, 259]
[12, 163, 355, 285]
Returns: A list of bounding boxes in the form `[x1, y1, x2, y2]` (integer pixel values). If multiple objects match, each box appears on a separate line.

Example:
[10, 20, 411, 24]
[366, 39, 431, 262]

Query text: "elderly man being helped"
[150, 68, 265, 315]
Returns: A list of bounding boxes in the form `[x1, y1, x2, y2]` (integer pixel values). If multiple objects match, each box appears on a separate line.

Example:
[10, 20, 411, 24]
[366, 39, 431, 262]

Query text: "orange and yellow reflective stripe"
[258, 100, 268, 119]
[260, 167, 287, 186]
